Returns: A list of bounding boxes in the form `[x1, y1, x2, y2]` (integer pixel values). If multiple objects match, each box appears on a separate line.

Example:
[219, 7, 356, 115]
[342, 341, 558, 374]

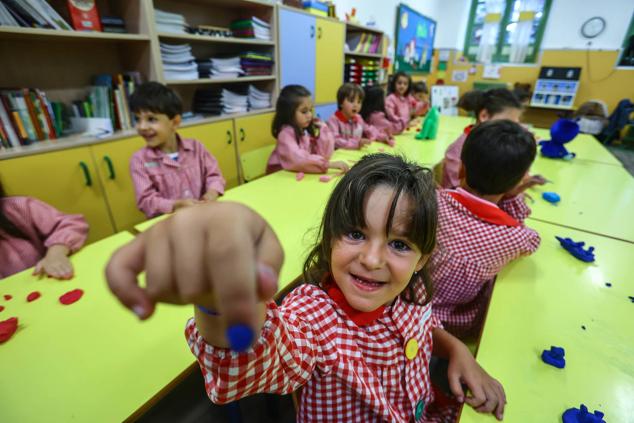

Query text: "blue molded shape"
[542, 192, 561, 203]
[556, 236, 595, 263]
[542, 346, 566, 368]
[539, 119, 580, 159]
[562, 404, 606, 423]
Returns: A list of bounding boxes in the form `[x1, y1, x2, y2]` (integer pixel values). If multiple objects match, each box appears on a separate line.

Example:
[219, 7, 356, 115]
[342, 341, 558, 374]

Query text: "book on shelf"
[1, 0, 72, 30]
[66, 0, 101, 31]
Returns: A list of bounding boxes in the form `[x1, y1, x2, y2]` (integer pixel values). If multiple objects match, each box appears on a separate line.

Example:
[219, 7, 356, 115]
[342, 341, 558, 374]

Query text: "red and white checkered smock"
[186, 283, 458, 422]
[430, 189, 541, 338]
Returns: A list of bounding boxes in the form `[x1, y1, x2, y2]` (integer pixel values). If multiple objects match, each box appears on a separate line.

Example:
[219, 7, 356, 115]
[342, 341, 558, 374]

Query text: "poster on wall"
[393, 3, 436, 74]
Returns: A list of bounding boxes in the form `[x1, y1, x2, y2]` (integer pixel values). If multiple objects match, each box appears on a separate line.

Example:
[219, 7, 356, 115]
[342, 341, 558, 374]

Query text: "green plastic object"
[416, 106, 439, 140]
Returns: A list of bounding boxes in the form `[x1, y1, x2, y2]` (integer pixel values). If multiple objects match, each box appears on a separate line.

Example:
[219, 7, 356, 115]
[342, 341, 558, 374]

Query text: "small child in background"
[106, 154, 506, 422]
[129, 82, 226, 218]
[361, 86, 405, 138]
[411, 81, 430, 117]
[430, 120, 541, 338]
[327, 83, 391, 149]
[385, 71, 424, 129]
[0, 179, 88, 279]
[440, 88, 530, 189]
[267, 85, 348, 174]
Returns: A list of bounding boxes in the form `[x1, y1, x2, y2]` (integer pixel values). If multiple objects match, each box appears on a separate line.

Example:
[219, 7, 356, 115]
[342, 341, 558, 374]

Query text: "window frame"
[463, 0, 553, 64]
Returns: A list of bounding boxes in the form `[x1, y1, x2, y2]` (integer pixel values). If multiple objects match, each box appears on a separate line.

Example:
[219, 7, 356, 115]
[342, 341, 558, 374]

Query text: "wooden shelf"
[165, 76, 276, 85]
[345, 51, 383, 59]
[0, 26, 150, 42]
[157, 32, 274, 45]
[180, 107, 275, 128]
[345, 22, 384, 35]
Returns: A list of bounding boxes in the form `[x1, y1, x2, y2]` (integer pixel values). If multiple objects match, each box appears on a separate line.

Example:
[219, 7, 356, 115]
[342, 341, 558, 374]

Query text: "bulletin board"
[393, 3, 436, 74]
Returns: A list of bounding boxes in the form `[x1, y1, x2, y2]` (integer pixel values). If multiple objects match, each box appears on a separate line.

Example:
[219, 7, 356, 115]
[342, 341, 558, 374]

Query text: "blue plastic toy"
[541, 346, 566, 368]
[556, 236, 595, 263]
[542, 192, 561, 203]
[562, 404, 606, 423]
[539, 118, 580, 160]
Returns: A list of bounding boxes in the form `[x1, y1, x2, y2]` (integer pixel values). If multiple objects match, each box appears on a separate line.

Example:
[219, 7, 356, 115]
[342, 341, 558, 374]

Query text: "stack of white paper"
[209, 57, 243, 79]
[154, 9, 188, 34]
[247, 85, 271, 110]
[221, 88, 248, 114]
[252, 17, 271, 40]
[160, 43, 198, 80]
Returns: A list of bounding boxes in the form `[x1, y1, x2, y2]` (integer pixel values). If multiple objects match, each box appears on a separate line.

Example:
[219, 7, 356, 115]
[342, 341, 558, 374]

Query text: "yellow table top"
[0, 232, 196, 422]
[459, 220, 634, 423]
[532, 128, 622, 167]
[528, 158, 634, 243]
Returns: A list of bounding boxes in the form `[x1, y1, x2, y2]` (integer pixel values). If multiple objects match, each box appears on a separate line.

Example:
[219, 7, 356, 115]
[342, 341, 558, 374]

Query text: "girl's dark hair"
[129, 81, 183, 119]
[360, 86, 387, 121]
[272, 85, 317, 140]
[336, 83, 364, 110]
[388, 71, 412, 96]
[461, 120, 537, 195]
[303, 153, 438, 305]
[412, 81, 429, 95]
[0, 179, 28, 240]
[458, 88, 522, 121]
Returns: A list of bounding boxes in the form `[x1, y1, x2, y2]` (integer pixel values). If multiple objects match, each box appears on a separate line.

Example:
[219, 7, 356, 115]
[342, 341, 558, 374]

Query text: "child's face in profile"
[413, 92, 428, 103]
[135, 110, 180, 151]
[341, 96, 362, 119]
[330, 186, 427, 312]
[395, 76, 409, 96]
[294, 96, 313, 129]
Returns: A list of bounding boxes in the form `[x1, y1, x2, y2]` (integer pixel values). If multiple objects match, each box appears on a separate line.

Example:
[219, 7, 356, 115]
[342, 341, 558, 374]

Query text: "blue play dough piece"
[542, 192, 561, 203]
[539, 118, 580, 159]
[556, 236, 595, 263]
[562, 404, 606, 423]
[226, 324, 255, 352]
[541, 346, 566, 368]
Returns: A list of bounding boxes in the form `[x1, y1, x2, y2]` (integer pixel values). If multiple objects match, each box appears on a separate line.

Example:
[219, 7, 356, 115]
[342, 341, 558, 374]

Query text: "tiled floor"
[607, 145, 634, 176]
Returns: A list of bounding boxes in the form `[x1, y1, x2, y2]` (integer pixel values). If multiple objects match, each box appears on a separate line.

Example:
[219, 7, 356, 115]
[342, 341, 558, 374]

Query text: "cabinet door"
[279, 8, 316, 94]
[0, 148, 114, 243]
[178, 120, 239, 189]
[91, 136, 147, 232]
[315, 18, 344, 104]
[314, 103, 338, 122]
[234, 112, 276, 155]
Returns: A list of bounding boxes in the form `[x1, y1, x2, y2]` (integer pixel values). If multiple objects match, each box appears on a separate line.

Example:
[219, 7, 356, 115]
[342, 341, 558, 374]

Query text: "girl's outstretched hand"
[105, 202, 284, 334]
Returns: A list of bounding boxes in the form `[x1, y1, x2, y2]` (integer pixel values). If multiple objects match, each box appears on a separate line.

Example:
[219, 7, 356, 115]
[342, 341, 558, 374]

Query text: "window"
[463, 0, 552, 64]
[618, 13, 634, 67]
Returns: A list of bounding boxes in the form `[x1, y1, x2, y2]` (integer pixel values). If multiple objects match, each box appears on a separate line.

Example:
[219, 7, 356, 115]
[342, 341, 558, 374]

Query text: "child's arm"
[23, 197, 88, 279]
[432, 328, 506, 421]
[410, 95, 429, 117]
[362, 120, 392, 145]
[197, 142, 226, 201]
[385, 94, 409, 129]
[130, 155, 178, 217]
[276, 127, 330, 173]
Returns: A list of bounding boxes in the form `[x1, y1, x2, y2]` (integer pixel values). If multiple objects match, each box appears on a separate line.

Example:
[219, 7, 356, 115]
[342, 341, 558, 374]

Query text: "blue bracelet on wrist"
[196, 304, 220, 316]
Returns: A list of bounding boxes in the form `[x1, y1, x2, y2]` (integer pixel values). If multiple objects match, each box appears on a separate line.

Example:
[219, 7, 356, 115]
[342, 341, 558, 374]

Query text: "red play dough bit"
[296, 172, 305, 181]
[4, 295, 12, 301]
[59, 289, 84, 305]
[27, 291, 41, 302]
[0, 306, 4, 312]
[319, 175, 332, 183]
[0, 317, 18, 343]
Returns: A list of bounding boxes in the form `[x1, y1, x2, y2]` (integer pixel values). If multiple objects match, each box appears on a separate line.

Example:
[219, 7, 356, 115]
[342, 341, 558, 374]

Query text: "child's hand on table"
[329, 160, 350, 174]
[33, 245, 73, 280]
[202, 190, 220, 202]
[359, 138, 372, 148]
[172, 198, 202, 211]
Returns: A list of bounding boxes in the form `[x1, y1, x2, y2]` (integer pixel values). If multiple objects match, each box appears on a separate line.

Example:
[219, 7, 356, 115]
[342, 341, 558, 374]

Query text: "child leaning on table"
[106, 154, 506, 423]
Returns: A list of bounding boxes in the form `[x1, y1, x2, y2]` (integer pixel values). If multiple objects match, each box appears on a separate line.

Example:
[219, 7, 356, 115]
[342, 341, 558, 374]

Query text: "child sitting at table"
[430, 120, 541, 339]
[327, 83, 391, 149]
[361, 86, 403, 140]
[267, 85, 349, 174]
[411, 81, 430, 117]
[385, 71, 425, 129]
[0, 179, 88, 279]
[129, 82, 226, 218]
[106, 154, 507, 423]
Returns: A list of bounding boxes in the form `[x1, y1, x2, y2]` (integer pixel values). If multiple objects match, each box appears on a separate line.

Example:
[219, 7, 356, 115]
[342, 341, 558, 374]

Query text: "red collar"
[335, 110, 361, 124]
[463, 124, 474, 135]
[325, 279, 386, 326]
[448, 191, 520, 227]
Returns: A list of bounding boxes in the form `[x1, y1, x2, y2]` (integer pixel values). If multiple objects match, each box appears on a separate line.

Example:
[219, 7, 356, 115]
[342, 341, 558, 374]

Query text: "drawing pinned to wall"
[393, 3, 436, 74]
[452, 70, 468, 82]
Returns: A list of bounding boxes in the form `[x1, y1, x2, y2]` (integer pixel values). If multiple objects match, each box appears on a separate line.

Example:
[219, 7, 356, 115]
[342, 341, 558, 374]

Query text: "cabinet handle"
[226, 130, 232, 144]
[310, 25, 315, 38]
[79, 161, 92, 186]
[317, 27, 322, 39]
[240, 128, 245, 142]
[103, 155, 116, 180]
